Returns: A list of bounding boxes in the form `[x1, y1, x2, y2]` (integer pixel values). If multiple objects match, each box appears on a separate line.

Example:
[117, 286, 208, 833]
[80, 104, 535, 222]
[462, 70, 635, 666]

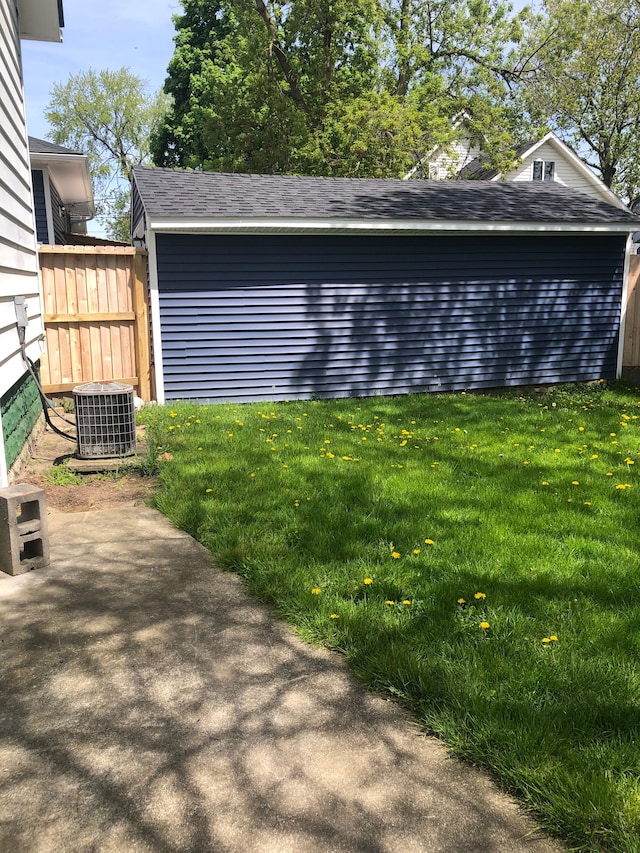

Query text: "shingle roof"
[28, 136, 83, 156]
[132, 166, 639, 225]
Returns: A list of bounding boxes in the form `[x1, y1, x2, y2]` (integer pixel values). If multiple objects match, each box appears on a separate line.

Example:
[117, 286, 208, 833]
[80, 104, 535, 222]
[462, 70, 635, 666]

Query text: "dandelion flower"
[330, 614, 339, 619]
[424, 538, 435, 545]
[413, 548, 421, 555]
[549, 635, 558, 642]
[311, 587, 321, 595]
[542, 481, 549, 486]
[474, 592, 486, 600]
[572, 481, 579, 485]
[457, 598, 466, 605]
[363, 577, 373, 585]
[542, 637, 551, 643]
[480, 621, 490, 630]
[402, 600, 411, 605]
[205, 488, 213, 493]
[391, 551, 401, 559]
[616, 483, 632, 490]
[385, 600, 395, 606]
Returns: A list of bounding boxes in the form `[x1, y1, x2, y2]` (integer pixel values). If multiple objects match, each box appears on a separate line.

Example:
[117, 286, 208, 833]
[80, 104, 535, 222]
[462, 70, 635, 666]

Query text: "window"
[533, 160, 555, 182]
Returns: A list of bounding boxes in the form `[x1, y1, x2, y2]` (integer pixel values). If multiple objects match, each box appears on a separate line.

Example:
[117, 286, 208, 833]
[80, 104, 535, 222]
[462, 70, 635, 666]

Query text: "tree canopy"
[46, 67, 169, 240]
[151, 0, 534, 178]
[518, 0, 640, 203]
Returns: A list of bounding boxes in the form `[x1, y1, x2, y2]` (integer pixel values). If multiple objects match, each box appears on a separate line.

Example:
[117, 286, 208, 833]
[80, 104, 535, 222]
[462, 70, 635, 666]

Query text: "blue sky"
[22, 0, 178, 141]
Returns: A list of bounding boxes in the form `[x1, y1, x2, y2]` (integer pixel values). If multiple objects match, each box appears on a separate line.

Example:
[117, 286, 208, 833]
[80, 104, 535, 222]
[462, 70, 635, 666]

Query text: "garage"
[131, 168, 638, 403]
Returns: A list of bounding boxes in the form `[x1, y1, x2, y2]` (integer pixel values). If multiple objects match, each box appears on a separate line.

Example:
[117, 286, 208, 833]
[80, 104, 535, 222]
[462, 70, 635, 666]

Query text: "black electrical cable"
[21, 344, 77, 443]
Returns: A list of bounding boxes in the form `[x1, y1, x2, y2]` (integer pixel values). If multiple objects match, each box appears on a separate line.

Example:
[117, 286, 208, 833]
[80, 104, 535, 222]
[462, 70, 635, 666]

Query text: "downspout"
[616, 233, 633, 379]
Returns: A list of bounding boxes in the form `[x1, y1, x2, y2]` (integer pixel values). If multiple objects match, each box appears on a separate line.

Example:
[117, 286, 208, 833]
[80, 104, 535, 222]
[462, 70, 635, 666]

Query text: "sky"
[22, 0, 179, 142]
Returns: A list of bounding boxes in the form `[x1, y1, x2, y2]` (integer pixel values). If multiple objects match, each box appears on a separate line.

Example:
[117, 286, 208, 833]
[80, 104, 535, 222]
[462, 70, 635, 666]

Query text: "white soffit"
[18, 0, 62, 42]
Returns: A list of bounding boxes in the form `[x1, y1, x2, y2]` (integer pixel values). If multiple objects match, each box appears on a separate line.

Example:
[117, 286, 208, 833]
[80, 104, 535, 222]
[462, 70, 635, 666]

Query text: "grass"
[140, 382, 640, 852]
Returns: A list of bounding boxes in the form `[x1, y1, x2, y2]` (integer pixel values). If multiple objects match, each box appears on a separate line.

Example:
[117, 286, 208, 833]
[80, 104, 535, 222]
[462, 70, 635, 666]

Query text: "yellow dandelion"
[363, 577, 373, 585]
[542, 481, 549, 486]
[572, 481, 579, 485]
[549, 635, 558, 642]
[385, 600, 395, 606]
[169, 412, 177, 418]
[625, 458, 635, 464]
[457, 598, 466, 605]
[480, 621, 490, 630]
[205, 488, 213, 493]
[474, 592, 486, 600]
[330, 614, 339, 619]
[616, 483, 632, 490]
[606, 472, 613, 476]
[424, 538, 435, 545]
[311, 587, 321, 595]
[391, 551, 401, 559]
[590, 454, 598, 460]
[542, 637, 551, 643]
[413, 548, 421, 555]
[402, 600, 411, 605]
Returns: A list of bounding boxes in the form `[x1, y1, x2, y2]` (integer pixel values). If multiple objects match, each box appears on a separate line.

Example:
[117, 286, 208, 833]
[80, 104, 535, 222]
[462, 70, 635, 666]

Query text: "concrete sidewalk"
[0, 507, 563, 853]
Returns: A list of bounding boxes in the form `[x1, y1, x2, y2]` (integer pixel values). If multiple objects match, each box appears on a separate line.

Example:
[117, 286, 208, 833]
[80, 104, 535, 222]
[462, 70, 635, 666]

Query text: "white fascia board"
[17, 0, 62, 41]
[148, 217, 638, 236]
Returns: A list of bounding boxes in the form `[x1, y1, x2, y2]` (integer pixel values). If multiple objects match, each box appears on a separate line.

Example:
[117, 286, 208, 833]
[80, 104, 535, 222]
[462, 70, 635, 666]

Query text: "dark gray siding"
[48, 178, 68, 244]
[30, 169, 49, 243]
[131, 178, 145, 238]
[155, 233, 625, 403]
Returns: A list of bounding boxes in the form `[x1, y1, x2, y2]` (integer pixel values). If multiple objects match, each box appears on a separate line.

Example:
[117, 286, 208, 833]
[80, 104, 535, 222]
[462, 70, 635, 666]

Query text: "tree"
[518, 0, 640, 203]
[151, 0, 534, 178]
[45, 68, 170, 240]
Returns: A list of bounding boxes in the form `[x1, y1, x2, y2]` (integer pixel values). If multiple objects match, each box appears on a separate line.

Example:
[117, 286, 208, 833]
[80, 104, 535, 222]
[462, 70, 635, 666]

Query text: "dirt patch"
[15, 421, 159, 514]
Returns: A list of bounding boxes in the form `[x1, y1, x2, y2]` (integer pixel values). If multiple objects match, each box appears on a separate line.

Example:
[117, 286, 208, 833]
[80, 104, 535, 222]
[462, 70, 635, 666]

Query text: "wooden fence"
[38, 246, 152, 400]
[624, 255, 640, 372]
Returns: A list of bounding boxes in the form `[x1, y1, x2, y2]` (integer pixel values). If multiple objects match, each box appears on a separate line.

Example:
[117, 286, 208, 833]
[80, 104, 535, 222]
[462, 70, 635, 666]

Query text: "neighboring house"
[0, 0, 64, 485]
[29, 137, 94, 244]
[131, 167, 638, 405]
[415, 129, 628, 212]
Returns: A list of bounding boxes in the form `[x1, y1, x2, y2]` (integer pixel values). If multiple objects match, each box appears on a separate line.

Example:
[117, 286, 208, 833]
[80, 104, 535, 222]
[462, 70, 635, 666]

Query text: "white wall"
[506, 141, 607, 202]
[0, 0, 44, 398]
[428, 140, 483, 180]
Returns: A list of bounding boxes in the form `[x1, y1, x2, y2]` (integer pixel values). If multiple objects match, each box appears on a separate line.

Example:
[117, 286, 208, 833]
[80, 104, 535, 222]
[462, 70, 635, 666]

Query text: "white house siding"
[506, 141, 599, 198]
[0, 0, 45, 479]
[428, 140, 483, 180]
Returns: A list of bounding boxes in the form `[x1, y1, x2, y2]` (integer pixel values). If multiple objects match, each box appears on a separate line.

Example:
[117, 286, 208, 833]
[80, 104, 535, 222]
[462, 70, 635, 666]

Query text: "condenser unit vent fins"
[73, 382, 136, 459]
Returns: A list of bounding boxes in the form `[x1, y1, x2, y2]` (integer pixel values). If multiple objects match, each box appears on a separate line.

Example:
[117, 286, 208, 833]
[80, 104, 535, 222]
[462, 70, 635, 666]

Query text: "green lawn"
[140, 382, 640, 852]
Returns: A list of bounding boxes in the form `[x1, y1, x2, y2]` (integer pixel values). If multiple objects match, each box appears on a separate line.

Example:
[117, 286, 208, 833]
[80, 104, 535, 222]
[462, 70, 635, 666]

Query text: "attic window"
[533, 160, 555, 182]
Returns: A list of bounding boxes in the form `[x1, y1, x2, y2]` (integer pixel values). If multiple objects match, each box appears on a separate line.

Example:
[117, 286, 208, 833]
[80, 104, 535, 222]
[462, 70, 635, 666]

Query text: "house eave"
[146, 216, 638, 236]
[17, 0, 63, 42]
[30, 151, 95, 218]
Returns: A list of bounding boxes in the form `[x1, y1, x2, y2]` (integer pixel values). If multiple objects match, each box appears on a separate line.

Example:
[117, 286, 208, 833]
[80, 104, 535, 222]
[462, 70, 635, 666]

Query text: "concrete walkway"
[0, 507, 563, 853]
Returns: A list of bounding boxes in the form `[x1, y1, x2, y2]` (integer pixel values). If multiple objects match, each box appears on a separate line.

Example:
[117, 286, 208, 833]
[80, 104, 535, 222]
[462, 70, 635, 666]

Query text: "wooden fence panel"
[38, 246, 152, 400]
[624, 255, 640, 370]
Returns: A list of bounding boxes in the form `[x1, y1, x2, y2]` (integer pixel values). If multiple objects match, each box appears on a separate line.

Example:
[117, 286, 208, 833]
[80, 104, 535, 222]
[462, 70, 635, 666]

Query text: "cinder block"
[0, 484, 50, 576]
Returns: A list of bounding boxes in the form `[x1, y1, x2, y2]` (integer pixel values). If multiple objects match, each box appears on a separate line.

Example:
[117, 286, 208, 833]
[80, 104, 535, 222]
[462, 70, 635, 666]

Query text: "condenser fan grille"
[73, 382, 137, 459]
